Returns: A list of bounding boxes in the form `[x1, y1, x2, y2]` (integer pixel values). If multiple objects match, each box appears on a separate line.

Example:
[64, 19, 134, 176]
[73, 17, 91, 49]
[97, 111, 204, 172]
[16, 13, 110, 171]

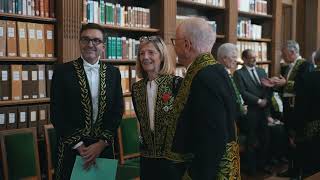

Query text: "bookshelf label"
[22, 71, 29, 81]
[19, 28, 26, 38]
[37, 30, 43, 39]
[32, 71, 38, 81]
[9, 113, 15, 123]
[0, 27, 3, 36]
[13, 71, 20, 81]
[20, 112, 26, 122]
[8, 27, 15, 38]
[48, 70, 53, 80]
[47, 30, 53, 39]
[39, 70, 44, 80]
[0, 114, 4, 124]
[29, 29, 35, 39]
[31, 111, 37, 122]
[2, 71, 8, 81]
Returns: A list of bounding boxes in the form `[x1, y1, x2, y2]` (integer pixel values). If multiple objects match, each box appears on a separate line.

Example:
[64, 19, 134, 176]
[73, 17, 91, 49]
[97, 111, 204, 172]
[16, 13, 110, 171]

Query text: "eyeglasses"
[80, 37, 104, 46]
[170, 38, 185, 46]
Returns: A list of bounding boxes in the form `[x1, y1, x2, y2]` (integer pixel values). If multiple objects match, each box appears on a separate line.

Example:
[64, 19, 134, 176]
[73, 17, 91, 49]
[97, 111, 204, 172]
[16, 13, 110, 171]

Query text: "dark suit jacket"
[233, 66, 271, 107]
[294, 71, 320, 172]
[233, 66, 271, 144]
[50, 58, 123, 179]
[294, 71, 320, 136]
[173, 63, 239, 180]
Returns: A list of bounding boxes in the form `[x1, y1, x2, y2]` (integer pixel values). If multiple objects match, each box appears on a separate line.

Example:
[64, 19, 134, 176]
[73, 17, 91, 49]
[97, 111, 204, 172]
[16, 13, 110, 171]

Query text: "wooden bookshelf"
[0, 13, 57, 22]
[0, 57, 57, 62]
[236, 0, 282, 75]
[0, 98, 50, 107]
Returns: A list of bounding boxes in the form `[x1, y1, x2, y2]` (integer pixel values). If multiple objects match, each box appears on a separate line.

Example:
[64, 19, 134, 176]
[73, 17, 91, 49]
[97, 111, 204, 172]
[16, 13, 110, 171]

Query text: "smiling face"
[79, 29, 105, 64]
[139, 42, 162, 76]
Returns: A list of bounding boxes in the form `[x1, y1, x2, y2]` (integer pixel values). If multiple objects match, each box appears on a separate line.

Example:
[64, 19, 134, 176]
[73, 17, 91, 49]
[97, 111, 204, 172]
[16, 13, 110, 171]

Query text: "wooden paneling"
[272, 0, 282, 76]
[56, 0, 82, 63]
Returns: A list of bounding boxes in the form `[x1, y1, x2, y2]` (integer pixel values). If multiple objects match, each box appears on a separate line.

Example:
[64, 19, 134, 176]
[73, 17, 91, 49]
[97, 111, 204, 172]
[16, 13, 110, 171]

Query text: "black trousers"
[140, 157, 186, 180]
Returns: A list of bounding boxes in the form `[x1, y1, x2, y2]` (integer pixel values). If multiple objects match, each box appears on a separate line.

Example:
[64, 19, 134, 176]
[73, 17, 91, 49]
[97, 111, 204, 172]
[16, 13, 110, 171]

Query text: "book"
[11, 64, 22, 100]
[17, 22, 28, 57]
[0, 20, 6, 57]
[7, 21, 17, 57]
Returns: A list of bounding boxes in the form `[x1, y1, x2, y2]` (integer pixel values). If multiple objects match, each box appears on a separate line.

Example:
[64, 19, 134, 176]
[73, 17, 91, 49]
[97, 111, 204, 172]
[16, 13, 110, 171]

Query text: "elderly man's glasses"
[80, 37, 104, 46]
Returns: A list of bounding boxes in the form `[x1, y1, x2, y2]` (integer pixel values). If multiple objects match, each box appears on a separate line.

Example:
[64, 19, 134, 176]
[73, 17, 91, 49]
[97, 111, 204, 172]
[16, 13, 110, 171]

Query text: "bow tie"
[84, 63, 100, 72]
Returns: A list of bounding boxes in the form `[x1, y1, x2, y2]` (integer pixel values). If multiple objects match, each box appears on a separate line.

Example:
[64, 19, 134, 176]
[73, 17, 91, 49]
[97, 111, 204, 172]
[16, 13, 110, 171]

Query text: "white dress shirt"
[146, 80, 158, 131]
[73, 56, 101, 149]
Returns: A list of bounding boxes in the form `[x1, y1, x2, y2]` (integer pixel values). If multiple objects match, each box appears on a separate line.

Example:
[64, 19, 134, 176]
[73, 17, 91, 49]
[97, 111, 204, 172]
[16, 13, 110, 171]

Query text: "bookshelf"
[0, 0, 56, 135]
[176, 0, 227, 59]
[235, 0, 281, 75]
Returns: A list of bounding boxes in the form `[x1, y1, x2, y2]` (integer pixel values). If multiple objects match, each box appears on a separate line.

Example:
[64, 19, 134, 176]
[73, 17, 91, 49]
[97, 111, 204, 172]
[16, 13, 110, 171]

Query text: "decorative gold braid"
[216, 141, 241, 180]
[133, 75, 184, 159]
[304, 120, 320, 139]
[164, 53, 217, 160]
[55, 138, 65, 180]
[132, 79, 155, 156]
[73, 60, 92, 136]
[95, 62, 107, 127]
[284, 59, 305, 94]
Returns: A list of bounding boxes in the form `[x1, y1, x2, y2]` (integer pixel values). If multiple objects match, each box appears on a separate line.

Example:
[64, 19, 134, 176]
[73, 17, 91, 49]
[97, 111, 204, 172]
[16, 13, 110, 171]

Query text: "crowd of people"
[50, 17, 320, 180]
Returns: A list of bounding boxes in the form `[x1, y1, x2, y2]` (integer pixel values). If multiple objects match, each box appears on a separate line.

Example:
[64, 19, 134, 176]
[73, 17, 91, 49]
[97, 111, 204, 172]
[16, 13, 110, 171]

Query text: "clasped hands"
[260, 75, 287, 88]
[77, 140, 108, 170]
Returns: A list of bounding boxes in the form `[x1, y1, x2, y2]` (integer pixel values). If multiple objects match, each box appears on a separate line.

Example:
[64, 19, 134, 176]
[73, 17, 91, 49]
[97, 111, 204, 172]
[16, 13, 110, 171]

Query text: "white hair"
[179, 17, 216, 53]
[283, 40, 300, 55]
[217, 43, 237, 61]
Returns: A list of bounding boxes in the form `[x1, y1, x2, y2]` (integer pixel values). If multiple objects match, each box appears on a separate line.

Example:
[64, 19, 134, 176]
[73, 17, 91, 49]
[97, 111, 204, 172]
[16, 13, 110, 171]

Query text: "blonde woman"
[131, 36, 185, 180]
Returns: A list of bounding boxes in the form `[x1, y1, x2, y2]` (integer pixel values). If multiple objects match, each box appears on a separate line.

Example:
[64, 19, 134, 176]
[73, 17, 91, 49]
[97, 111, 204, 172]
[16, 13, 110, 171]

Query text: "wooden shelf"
[257, 61, 272, 64]
[237, 37, 272, 42]
[0, 13, 57, 22]
[238, 11, 273, 19]
[0, 98, 50, 107]
[0, 57, 57, 62]
[101, 59, 136, 65]
[81, 22, 160, 33]
[177, 0, 225, 10]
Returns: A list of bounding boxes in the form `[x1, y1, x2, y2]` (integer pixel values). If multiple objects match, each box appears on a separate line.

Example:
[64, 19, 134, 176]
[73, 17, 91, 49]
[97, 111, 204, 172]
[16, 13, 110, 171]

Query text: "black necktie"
[251, 69, 260, 85]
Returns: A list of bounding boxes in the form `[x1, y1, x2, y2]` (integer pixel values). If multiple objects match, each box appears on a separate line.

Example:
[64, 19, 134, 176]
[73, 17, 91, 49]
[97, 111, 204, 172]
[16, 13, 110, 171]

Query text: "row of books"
[103, 36, 139, 60]
[0, 104, 50, 136]
[0, 20, 54, 58]
[176, 15, 217, 32]
[238, 0, 268, 15]
[237, 18, 262, 39]
[83, 0, 150, 28]
[183, 0, 225, 7]
[0, 64, 53, 101]
[236, 41, 268, 62]
[0, 0, 55, 18]
[115, 65, 137, 94]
